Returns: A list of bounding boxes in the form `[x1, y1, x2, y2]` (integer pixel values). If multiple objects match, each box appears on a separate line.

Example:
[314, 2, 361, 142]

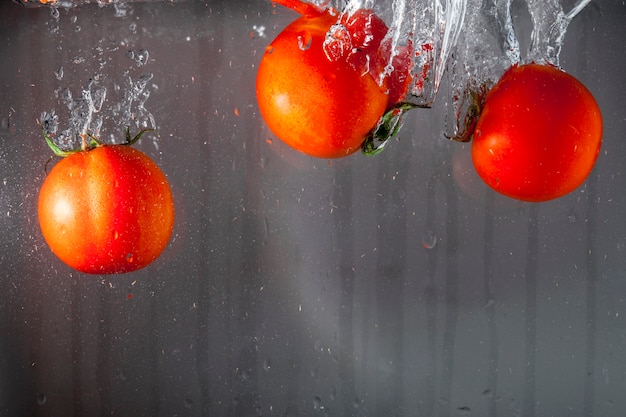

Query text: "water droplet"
[297, 32, 312, 51]
[483, 389, 493, 398]
[567, 211, 577, 223]
[456, 406, 471, 414]
[422, 230, 438, 249]
[36, 393, 46, 405]
[135, 49, 150, 66]
[323, 24, 351, 61]
[313, 396, 323, 410]
[352, 397, 362, 408]
[113, 230, 119, 240]
[126, 253, 134, 263]
[54, 67, 64, 81]
[184, 398, 193, 409]
[263, 358, 271, 371]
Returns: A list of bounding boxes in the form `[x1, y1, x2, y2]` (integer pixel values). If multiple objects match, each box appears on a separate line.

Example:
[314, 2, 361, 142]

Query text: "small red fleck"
[127, 293, 133, 299]
[234, 107, 240, 117]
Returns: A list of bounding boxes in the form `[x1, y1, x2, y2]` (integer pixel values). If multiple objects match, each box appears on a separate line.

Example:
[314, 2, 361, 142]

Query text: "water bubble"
[297, 32, 312, 51]
[262, 358, 271, 371]
[134, 49, 150, 67]
[312, 396, 323, 410]
[323, 24, 351, 61]
[114, 3, 128, 17]
[252, 24, 266, 38]
[567, 211, 577, 223]
[421, 230, 438, 249]
[456, 406, 472, 415]
[36, 393, 47, 405]
[116, 368, 127, 381]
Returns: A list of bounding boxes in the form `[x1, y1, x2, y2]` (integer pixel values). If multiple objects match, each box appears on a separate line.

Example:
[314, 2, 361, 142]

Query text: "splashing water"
[36, 7, 160, 150]
[298, 0, 592, 138]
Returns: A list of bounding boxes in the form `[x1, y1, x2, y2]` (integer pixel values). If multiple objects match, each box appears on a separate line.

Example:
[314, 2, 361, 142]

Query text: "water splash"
[323, 0, 591, 134]
[526, 0, 592, 66]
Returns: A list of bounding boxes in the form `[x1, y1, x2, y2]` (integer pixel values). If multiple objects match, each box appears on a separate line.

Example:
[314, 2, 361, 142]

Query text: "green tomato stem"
[361, 102, 422, 156]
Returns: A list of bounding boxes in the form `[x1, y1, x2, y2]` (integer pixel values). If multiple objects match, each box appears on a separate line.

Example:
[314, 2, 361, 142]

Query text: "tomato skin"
[472, 63, 602, 202]
[257, 8, 411, 158]
[38, 145, 175, 274]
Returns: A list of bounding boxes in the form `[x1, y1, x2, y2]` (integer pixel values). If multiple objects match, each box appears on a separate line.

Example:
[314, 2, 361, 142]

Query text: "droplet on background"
[312, 396, 323, 410]
[422, 230, 438, 249]
[297, 32, 312, 51]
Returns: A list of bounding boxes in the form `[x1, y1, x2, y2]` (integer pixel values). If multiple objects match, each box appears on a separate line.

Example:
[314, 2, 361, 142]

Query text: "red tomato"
[38, 145, 175, 274]
[471, 63, 602, 202]
[256, 1, 412, 158]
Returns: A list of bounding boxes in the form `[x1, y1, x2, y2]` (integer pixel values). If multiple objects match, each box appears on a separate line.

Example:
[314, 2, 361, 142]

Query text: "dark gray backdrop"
[0, 1, 625, 416]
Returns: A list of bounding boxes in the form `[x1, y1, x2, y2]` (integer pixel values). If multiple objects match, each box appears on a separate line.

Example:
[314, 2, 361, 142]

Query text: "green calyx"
[42, 126, 155, 157]
[361, 102, 421, 156]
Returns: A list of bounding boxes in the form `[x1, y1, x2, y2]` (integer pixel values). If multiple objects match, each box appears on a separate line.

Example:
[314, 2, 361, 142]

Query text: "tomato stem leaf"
[41, 127, 80, 158]
[362, 102, 421, 156]
[126, 127, 156, 146]
[446, 81, 491, 142]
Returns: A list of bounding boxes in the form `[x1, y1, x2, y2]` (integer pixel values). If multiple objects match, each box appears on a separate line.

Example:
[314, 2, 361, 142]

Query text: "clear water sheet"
[253, 0, 592, 137]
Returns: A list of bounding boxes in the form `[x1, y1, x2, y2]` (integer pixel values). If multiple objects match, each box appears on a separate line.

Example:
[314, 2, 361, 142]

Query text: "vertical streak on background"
[147, 271, 161, 416]
[70, 276, 83, 417]
[439, 178, 459, 417]
[374, 153, 410, 416]
[577, 10, 597, 416]
[423, 173, 440, 416]
[96, 281, 112, 417]
[195, 242, 212, 417]
[232, 93, 265, 417]
[482, 191, 498, 417]
[522, 204, 539, 417]
[332, 164, 356, 417]
[583, 169, 598, 417]
[194, 165, 213, 417]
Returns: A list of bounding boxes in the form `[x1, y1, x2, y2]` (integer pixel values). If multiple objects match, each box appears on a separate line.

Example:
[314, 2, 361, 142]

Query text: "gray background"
[0, 1, 625, 416]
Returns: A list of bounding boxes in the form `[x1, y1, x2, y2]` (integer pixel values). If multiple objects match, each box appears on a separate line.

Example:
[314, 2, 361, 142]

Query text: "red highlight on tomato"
[471, 63, 602, 202]
[38, 133, 175, 274]
[256, 0, 412, 158]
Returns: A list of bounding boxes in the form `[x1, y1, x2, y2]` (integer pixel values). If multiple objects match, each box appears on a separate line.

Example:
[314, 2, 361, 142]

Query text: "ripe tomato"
[471, 63, 602, 202]
[256, 1, 412, 158]
[38, 144, 175, 274]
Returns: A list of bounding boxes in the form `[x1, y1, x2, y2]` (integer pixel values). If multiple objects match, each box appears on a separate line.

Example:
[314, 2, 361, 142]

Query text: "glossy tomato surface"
[256, 8, 410, 158]
[472, 63, 602, 202]
[38, 145, 175, 274]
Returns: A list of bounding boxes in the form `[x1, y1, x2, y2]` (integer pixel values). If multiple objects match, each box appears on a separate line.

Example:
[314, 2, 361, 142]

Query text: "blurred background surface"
[1, 1, 625, 416]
